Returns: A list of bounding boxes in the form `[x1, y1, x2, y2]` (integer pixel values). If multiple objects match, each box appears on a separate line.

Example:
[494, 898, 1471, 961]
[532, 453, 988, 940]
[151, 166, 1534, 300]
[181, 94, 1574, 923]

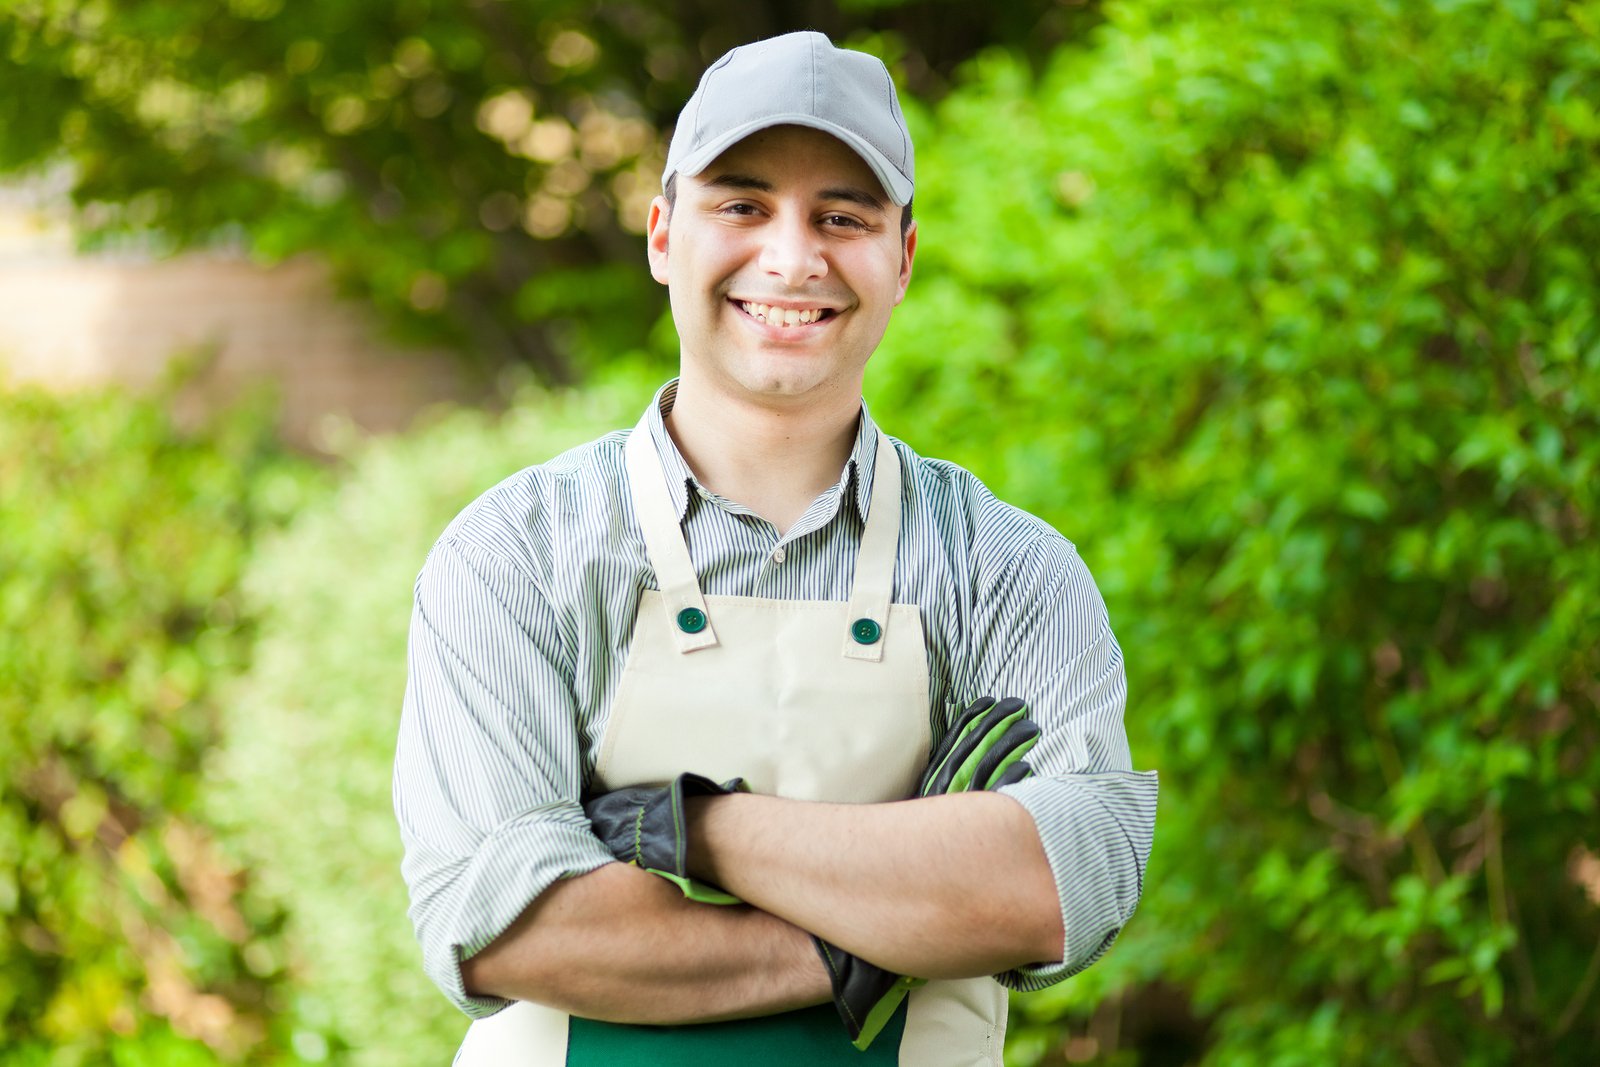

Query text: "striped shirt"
[395, 380, 1158, 1018]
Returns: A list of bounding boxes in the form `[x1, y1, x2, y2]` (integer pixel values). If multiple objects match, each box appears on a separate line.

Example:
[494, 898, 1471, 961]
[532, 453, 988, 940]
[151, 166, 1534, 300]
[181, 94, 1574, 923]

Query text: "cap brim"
[669, 114, 913, 206]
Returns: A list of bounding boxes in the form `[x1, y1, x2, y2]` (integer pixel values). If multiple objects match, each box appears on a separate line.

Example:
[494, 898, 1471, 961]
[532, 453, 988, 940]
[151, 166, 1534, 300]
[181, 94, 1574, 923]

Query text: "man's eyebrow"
[820, 186, 886, 212]
[704, 173, 774, 192]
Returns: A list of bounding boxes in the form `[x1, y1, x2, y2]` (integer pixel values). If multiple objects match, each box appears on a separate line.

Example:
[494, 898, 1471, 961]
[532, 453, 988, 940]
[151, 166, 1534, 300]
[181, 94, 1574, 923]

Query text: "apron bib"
[454, 417, 1007, 1066]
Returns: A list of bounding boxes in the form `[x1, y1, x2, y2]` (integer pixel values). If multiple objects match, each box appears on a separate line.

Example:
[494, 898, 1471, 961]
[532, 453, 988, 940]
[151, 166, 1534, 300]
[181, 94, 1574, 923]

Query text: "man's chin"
[727, 365, 850, 406]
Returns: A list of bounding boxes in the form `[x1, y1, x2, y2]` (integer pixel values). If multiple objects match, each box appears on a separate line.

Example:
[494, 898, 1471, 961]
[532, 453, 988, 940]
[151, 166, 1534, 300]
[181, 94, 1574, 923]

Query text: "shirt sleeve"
[394, 535, 615, 1018]
[967, 523, 1158, 991]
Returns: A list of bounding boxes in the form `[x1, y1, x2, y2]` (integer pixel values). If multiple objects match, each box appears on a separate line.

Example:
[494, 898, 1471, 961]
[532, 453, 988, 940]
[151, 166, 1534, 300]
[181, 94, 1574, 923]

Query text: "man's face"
[646, 125, 916, 411]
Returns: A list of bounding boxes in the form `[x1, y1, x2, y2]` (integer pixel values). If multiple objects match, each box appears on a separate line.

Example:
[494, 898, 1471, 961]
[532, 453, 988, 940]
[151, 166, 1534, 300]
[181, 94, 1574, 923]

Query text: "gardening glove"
[815, 696, 1040, 1049]
[813, 936, 926, 1051]
[920, 695, 1039, 795]
[582, 772, 745, 905]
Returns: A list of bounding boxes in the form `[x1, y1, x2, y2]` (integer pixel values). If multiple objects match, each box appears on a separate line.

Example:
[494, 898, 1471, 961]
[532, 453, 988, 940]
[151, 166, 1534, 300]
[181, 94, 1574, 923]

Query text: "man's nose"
[758, 214, 827, 286]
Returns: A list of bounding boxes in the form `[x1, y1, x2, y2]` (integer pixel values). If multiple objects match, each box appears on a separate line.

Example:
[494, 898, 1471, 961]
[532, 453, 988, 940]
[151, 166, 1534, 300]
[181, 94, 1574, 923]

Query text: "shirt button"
[771, 547, 786, 564]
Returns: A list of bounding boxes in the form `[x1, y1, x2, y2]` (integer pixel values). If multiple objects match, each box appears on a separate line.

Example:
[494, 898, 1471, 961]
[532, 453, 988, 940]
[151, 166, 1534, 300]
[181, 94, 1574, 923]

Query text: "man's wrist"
[683, 791, 734, 886]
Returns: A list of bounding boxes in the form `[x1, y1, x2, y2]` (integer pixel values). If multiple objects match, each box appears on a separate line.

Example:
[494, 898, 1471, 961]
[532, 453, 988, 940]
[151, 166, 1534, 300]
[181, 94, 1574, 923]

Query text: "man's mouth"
[734, 300, 837, 328]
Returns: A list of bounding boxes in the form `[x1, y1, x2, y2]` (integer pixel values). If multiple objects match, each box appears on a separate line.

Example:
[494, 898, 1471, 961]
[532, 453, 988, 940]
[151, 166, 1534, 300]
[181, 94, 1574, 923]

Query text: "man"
[395, 30, 1157, 1065]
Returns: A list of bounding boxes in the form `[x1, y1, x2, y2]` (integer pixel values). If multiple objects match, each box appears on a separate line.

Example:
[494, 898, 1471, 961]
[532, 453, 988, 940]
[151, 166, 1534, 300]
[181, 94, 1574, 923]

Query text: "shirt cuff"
[993, 769, 1159, 991]
[410, 803, 616, 1018]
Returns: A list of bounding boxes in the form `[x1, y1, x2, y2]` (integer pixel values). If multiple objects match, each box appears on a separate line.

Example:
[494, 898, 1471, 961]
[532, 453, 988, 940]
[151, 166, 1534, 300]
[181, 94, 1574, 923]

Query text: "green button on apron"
[567, 1000, 907, 1065]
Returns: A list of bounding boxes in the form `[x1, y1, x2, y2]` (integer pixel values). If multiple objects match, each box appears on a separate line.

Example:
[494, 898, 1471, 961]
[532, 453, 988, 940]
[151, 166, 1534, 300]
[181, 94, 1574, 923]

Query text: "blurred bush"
[871, 0, 1599, 1062]
[214, 367, 656, 1064]
[0, 384, 321, 1065]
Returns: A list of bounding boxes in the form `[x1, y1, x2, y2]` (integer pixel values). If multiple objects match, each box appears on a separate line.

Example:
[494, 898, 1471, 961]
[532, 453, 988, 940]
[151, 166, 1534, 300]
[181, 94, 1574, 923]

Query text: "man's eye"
[822, 214, 865, 229]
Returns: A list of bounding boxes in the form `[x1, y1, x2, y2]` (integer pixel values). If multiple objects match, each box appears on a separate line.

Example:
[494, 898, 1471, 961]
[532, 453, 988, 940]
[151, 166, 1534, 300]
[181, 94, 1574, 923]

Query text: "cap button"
[677, 607, 708, 634]
[850, 618, 882, 645]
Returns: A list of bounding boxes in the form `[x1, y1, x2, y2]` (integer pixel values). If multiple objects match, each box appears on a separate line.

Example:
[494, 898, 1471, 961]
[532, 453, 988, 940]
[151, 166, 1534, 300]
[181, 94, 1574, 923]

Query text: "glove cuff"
[812, 937, 919, 1051]
[653, 773, 743, 901]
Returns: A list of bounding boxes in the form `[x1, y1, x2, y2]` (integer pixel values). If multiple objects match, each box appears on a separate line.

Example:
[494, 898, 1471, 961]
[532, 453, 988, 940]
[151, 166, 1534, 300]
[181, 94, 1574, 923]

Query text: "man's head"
[647, 34, 918, 411]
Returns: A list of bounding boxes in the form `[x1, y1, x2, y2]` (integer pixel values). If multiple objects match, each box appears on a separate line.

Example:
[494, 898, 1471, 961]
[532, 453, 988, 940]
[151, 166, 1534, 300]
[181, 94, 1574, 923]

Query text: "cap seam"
[692, 55, 728, 145]
[883, 68, 906, 168]
[810, 34, 817, 115]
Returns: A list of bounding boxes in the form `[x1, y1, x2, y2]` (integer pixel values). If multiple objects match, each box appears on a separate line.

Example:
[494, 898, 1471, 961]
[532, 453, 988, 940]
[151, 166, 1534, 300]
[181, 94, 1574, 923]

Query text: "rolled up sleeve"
[394, 537, 614, 1018]
[968, 524, 1158, 991]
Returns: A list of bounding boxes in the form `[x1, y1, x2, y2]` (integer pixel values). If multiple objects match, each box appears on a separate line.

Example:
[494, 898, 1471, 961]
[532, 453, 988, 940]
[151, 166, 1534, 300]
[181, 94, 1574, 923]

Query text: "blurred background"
[2, 0, 1597, 1064]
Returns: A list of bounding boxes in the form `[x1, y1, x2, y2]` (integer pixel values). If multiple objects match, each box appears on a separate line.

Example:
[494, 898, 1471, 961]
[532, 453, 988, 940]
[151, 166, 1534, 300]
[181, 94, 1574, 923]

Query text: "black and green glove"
[920, 695, 1040, 795]
[812, 936, 925, 1051]
[582, 772, 745, 905]
[816, 696, 1041, 1050]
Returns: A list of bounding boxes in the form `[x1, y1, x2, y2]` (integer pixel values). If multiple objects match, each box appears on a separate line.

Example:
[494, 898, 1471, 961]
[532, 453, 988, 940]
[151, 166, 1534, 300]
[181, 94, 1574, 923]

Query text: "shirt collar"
[643, 379, 881, 523]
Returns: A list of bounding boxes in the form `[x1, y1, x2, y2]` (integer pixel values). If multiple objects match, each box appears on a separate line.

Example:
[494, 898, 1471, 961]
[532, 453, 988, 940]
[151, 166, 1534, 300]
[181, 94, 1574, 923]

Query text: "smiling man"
[395, 31, 1157, 1066]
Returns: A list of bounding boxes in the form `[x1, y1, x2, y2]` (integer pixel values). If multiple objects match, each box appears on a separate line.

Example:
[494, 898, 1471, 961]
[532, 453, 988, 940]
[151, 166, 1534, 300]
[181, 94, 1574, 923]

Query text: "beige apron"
[454, 417, 1007, 1065]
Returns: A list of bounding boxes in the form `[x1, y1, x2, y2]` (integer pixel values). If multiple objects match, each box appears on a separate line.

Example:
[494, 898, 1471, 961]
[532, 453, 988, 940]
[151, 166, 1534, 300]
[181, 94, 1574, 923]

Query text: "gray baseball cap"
[663, 31, 914, 206]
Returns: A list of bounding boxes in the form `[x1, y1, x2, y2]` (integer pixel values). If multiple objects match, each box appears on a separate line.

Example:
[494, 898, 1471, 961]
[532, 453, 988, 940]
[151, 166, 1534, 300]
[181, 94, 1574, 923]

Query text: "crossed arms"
[460, 790, 1060, 1023]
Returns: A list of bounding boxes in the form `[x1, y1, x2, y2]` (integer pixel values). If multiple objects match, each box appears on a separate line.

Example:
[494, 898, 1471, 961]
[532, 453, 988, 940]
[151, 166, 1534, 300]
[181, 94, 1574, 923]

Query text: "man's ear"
[893, 220, 917, 306]
[646, 196, 671, 285]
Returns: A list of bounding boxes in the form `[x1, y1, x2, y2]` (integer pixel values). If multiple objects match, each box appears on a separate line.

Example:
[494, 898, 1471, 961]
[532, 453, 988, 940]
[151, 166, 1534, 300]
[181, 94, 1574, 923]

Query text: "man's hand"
[583, 772, 746, 904]
[814, 695, 1041, 1048]
[920, 696, 1040, 795]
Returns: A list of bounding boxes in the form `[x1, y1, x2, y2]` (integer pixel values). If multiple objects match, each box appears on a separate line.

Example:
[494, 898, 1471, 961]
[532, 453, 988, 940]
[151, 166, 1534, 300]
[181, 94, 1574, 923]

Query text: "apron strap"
[625, 416, 719, 654]
[842, 429, 902, 663]
[626, 412, 903, 662]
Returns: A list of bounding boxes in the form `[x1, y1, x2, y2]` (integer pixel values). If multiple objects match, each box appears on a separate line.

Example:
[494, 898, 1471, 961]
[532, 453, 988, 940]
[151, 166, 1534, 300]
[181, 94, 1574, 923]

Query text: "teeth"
[740, 301, 825, 327]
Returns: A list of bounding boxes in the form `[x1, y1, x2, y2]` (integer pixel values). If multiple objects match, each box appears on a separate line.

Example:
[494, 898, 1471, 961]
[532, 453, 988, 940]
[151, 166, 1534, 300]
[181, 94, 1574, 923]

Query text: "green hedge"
[0, 385, 319, 1065]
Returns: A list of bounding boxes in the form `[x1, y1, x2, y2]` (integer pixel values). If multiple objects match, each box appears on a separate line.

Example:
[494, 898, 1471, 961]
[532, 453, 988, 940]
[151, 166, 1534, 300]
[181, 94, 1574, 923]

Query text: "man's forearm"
[461, 861, 831, 1023]
[686, 791, 1063, 978]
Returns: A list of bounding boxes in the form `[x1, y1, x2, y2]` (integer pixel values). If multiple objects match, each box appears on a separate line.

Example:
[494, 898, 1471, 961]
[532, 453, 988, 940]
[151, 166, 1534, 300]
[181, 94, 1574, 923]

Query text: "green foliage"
[866, 0, 1600, 1061]
[0, 0, 1095, 383]
[166, 0, 1600, 1063]
[214, 365, 659, 1064]
[0, 385, 320, 1063]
